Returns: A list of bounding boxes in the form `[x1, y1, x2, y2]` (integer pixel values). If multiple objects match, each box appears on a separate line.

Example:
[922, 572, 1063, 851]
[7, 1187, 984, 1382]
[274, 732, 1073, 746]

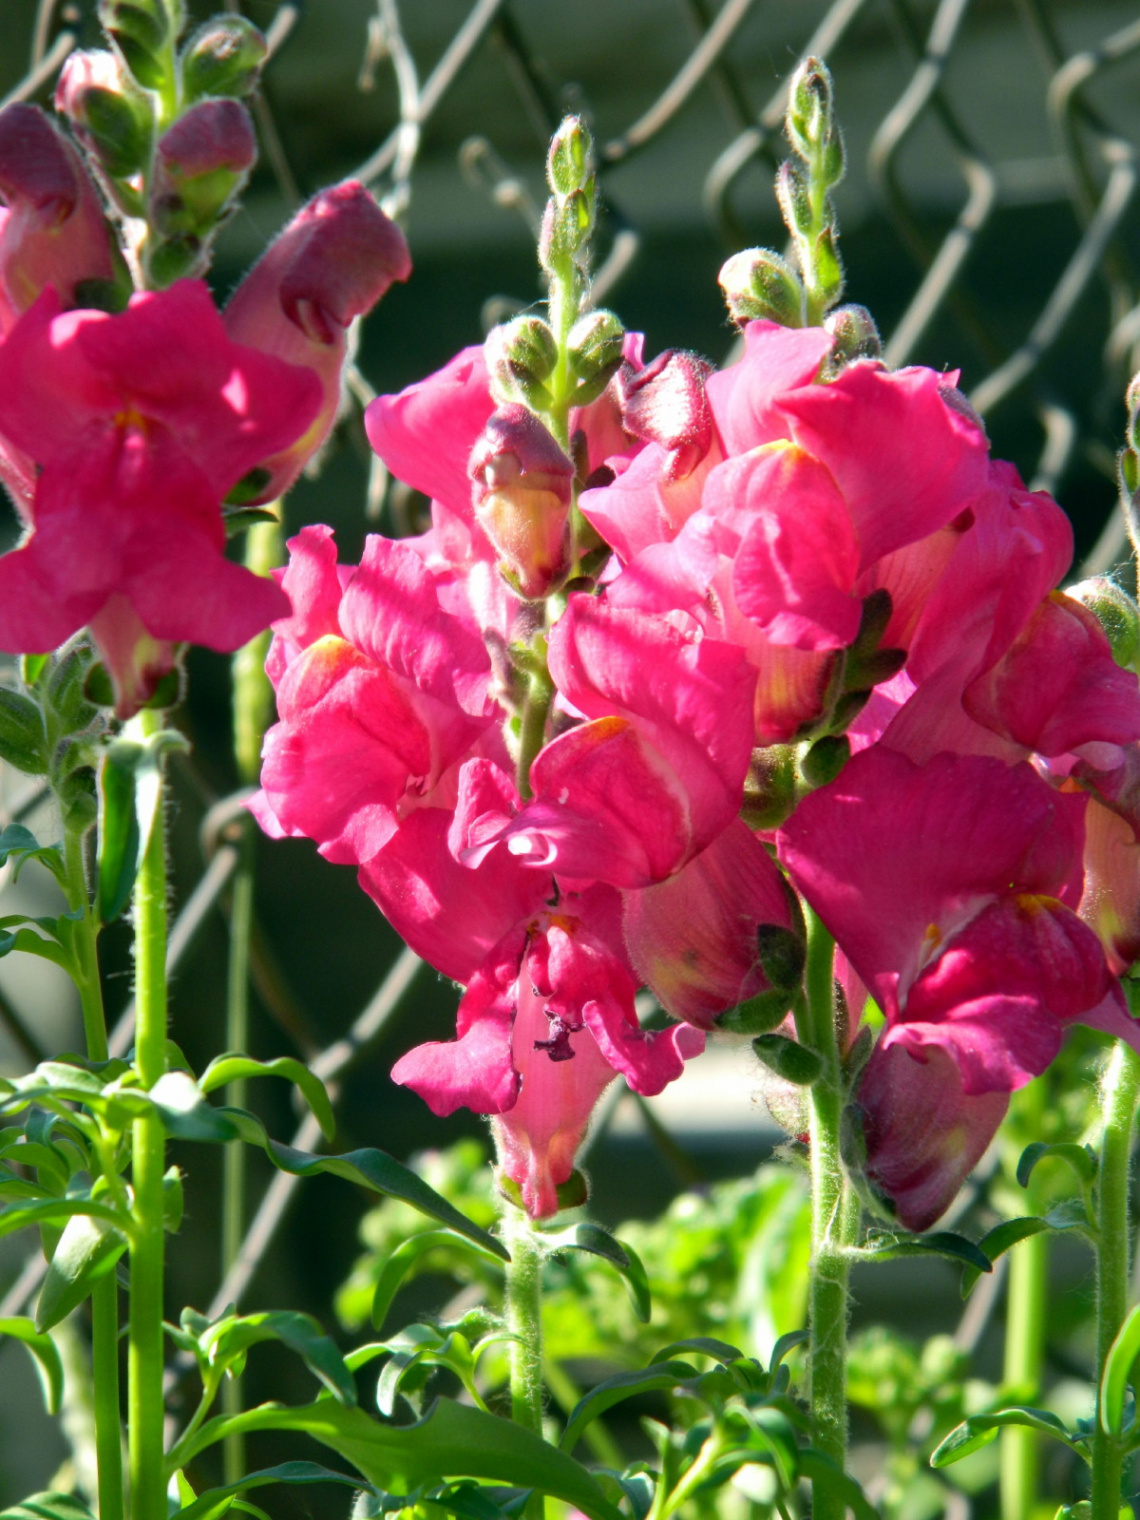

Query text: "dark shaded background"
[2, 0, 1140, 1506]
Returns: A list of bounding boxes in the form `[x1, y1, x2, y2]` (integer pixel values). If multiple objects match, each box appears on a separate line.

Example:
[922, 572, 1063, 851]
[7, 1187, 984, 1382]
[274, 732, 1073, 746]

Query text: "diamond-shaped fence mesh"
[1, 0, 1140, 1500]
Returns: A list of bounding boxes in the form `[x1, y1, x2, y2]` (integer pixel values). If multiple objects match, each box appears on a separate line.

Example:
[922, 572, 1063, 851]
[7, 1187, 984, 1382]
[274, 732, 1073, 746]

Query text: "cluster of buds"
[57, 4, 268, 284]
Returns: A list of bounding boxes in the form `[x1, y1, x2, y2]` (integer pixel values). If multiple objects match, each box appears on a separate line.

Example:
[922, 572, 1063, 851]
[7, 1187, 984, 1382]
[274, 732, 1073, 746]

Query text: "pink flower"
[0, 280, 320, 712]
[468, 405, 574, 598]
[0, 104, 128, 337]
[464, 594, 756, 888]
[252, 525, 495, 863]
[224, 181, 411, 501]
[778, 746, 1140, 1224]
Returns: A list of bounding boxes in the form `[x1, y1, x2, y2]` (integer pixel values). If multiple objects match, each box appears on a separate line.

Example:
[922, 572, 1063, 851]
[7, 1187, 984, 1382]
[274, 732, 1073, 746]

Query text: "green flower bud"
[547, 117, 592, 198]
[485, 315, 557, 409]
[539, 188, 594, 270]
[56, 51, 154, 180]
[719, 248, 804, 329]
[786, 57, 844, 189]
[181, 16, 268, 101]
[775, 160, 812, 240]
[823, 303, 881, 368]
[1065, 576, 1140, 670]
[97, 0, 173, 91]
[567, 308, 624, 403]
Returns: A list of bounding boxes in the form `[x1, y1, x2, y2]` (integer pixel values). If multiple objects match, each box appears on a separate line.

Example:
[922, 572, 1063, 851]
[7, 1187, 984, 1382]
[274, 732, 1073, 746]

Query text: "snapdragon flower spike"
[225, 181, 411, 503]
[0, 281, 321, 714]
[252, 525, 495, 863]
[778, 745, 1140, 1227]
[483, 594, 756, 889]
[0, 104, 129, 336]
[468, 404, 574, 599]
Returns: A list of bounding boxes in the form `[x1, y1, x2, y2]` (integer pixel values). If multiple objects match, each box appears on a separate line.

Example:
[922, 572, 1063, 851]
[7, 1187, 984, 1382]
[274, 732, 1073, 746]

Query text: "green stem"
[1001, 1080, 1048, 1520]
[128, 708, 170, 1520]
[1092, 1040, 1140, 1520]
[62, 826, 125, 1520]
[803, 906, 857, 1520]
[515, 661, 555, 801]
[502, 1203, 546, 1520]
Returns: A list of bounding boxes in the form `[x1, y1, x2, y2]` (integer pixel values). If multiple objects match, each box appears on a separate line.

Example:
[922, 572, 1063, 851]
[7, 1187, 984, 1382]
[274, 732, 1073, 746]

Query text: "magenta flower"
[224, 181, 410, 502]
[778, 746, 1140, 1224]
[252, 525, 495, 863]
[0, 280, 320, 711]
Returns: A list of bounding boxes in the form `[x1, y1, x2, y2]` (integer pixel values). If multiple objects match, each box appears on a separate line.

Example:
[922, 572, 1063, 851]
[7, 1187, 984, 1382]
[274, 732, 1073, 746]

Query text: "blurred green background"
[2, 0, 1140, 1508]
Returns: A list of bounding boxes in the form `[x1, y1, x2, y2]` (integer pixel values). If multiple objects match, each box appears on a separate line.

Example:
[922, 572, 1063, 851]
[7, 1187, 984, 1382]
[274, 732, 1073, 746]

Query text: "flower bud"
[149, 98, 256, 241]
[224, 181, 411, 501]
[621, 349, 714, 481]
[718, 247, 804, 328]
[538, 187, 594, 270]
[0, 104, 131, 331]
[56, 50, 153, 181]
[787, 57, 844, 187]
[547, 117, 592, 198]
[1065, 576, 1140, 671]
[775, 160, 812, 240]
[97, 0, 174, 91]
[741, 744, 797, 830]
[469, 405, 574, 599]
[181, 15, 268, 101]
[823, 303, 881, 368]
[567, 308, 624, 405]
[485, 315, 557, 409]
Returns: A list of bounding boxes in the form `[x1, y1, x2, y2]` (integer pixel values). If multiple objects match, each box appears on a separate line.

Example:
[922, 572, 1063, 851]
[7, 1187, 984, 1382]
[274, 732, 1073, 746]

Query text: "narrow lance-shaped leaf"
[1102, 1302, 1140, 1435]
[171, 1462, 361, 1520]
[931, 1406, 1081, 1467]
[371, 1230, 505, 1332]
[542, 1222, 650, 1322]
[198, 1055, 336, 1141]
[200, 1312, 356, 1407]
[0, 1317, 65, 1414]
[559, 1361, 699, 1454]
[36, 1212, 128, 1332]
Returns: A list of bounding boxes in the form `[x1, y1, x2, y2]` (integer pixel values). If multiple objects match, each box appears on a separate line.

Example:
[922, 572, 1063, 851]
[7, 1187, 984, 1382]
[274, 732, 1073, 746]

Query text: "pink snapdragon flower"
[224, 181, 411, 501]
[252, 525, 495, 863]
[0, 280, 320, 712]
[778, 745, 1140, 1227]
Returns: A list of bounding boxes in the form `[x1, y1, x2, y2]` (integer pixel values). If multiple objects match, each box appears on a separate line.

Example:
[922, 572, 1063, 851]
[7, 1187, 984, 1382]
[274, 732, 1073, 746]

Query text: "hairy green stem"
[803, 906, 857, 1520]
[515, 662, 555, 800]
[1001, 1080, 1048, 1520]
[63, 826, 125, 1520]
[128, 707, 170, 1520]
[502, 1203, 546, 1520]
[1092, 1041, 1140, 1520]
[221, 518, 279, 1481]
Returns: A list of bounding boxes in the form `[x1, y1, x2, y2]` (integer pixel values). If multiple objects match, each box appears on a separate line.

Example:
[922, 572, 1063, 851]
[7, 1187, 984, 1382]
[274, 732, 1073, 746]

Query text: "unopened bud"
[97, 0, 172, 91]
[719, 247, 804, 328]
[56, 50, 153, 180]
[823, 303, 880, 366]
[231, 182, 411, 500]
[1065, 577, 1140, 670]
[469, 405, 574, 599]
[787, 57, 844, 188]
[622, 349, 713, 480]
[0, 104, 131, 329]
[150, 98, 256, 241]
[539, 187, 594, 271]
[181, 15, 268, 101]
[547, 117, 592, 198]
[485, 315, 557, 408]
[775, 160, 812, 241]
[567, 308, 624, 403]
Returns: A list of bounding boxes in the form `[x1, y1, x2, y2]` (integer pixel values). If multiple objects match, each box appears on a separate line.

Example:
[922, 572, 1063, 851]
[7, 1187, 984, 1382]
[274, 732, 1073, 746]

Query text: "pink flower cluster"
[252, 315, 1140, 1225]
[0, 101, 409, 715]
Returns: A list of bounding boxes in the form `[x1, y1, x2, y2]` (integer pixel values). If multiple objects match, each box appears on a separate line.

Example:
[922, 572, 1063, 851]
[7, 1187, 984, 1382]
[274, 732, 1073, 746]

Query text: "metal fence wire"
[3, 0, 1140, 1496]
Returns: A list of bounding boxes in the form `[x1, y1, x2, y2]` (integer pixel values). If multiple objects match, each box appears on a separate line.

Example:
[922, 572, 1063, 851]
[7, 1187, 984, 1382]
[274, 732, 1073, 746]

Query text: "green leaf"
[200, 1312, 357, 1406]
[1016, 1141, 1097, 1191]
[173, 1463, 359, 1520]
[770, 1328, 808, 1371]
[0, 1196, 125, 1244]
[36, 1212, 128, 1331]
[651, 1337, 745, 1365]
[1102, 1302, 1140, 1435]
[0, 825, 63, 885]
[542, 1223, 651, 1323]
[0, 690, 48, 776]
[0, 1496, 94, 1520]
[370, 1230, 505, 1332]
[752, 1033, 822, 1086]
[199, 1055, 336, 1142]
[797, 1448, 878, 1520]
[0, 1317, 65, 1414]
[961, 1217, 1051, 1298]
[857, 1230, 991, 1275]
[185, 1398, 623, 1520]
[931, 1407, 1079, 1467]
[559, 1362, 698, 1453]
